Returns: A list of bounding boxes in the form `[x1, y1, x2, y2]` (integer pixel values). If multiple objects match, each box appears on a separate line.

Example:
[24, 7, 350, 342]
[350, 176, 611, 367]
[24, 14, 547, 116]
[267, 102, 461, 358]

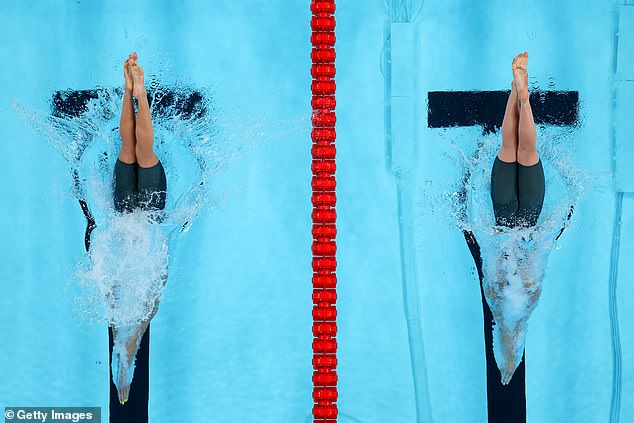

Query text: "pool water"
[0, 1, 632, 422]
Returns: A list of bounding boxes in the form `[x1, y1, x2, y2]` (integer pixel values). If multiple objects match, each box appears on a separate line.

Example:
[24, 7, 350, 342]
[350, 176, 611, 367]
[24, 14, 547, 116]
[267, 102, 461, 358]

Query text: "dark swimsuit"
[113, 159, 167, 214]
[490, 156, 545, 228]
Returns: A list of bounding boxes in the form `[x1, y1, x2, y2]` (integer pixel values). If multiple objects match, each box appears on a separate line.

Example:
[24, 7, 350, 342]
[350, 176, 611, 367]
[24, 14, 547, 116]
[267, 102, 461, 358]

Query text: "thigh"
[490, 157, 519, 227]
[113, 159, 138, 213]
[517, 160, 545, 227]
[137, 161, 167, 211]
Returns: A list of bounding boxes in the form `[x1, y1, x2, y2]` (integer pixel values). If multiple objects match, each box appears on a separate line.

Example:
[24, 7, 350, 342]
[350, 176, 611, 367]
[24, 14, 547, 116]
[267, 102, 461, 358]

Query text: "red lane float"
[311, 1, 337, 421]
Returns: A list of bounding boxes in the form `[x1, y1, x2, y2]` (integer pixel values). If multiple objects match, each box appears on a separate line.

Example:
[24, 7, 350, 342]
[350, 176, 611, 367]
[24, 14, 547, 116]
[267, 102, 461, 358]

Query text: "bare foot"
[512, 52, 529, 102]
[123, 53, 137, 93]
[129, 57, 147, 100]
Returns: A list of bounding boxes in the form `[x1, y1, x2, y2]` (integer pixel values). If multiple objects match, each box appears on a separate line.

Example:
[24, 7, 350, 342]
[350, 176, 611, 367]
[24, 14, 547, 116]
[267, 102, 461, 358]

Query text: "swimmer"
[489, 52, 545, 384]
[111, 52, 167, 404]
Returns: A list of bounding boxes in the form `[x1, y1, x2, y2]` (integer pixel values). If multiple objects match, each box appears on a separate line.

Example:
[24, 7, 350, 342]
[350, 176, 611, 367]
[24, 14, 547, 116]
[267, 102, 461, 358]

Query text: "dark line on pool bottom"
[427, 90, 579, 134]
[52, 87, 208, 120]
[463, 231, 527, 423]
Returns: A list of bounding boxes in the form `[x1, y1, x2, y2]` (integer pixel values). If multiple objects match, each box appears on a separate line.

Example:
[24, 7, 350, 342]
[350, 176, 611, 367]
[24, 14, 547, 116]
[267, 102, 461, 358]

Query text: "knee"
[135, 145, 158, 167]
[118, 150, 136, 164]
[498, 146, 517, 163]
[517, 148, 539, 166]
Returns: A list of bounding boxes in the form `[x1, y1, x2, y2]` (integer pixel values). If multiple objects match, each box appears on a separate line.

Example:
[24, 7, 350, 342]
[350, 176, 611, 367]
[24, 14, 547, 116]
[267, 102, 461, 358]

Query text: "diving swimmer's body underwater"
[488, 52, 545, 384]
[111, 52, 168, 404]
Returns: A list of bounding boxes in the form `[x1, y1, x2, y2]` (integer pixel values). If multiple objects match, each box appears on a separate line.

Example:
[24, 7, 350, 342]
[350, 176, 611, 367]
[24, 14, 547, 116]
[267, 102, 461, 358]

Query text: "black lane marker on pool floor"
[108, 325, 150, 422]
[52, 88, 206, 423]
[52, 88, 207, 120]
[428, 90, 579, 423]
[428, 90, 579, 134]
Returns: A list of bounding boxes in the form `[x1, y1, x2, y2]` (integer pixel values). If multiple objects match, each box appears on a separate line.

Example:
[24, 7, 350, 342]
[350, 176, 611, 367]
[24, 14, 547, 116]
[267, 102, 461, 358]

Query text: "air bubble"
[530, 77, 540, 90]
[527, 28, 541, 40]
[548, 77, 555, 88]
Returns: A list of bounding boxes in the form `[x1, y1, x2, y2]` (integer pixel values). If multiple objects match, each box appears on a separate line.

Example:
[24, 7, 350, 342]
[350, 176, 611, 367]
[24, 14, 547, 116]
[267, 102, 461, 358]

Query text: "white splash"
[78, 211, 169, 327]
[14, 84, 236, 396]
[442, 129, 583, 384]
[477, 225, 551, 384]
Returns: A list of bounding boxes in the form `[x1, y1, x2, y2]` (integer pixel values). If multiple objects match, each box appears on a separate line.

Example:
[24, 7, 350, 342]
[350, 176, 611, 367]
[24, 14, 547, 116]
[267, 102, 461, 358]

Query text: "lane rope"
[310, 1, 338, 422]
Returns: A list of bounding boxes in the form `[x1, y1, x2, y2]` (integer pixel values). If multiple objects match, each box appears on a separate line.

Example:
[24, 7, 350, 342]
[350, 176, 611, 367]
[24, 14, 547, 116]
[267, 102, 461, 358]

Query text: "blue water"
[0, 1, 632, 422]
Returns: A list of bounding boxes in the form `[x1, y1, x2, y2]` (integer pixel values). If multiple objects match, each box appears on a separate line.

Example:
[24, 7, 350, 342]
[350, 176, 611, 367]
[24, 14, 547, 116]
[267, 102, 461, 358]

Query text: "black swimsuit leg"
[517, 160, 545, 227]
[137, 161, 167, 212]
[491, 156, 519, 227]
[113, 159, 138, 213]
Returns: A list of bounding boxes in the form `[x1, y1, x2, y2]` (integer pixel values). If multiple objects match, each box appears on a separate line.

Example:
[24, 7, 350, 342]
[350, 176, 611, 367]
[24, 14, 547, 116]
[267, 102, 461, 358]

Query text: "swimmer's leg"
[514, 53, 538, 167]
[491, 53, 532, 226]
[498, 55, 524, 163]
[517, 161, 545, 227]
[517, 98, 537, 167]
[515, 93, 543, 225]
[138, 161, 167, 212]
[129, 59, 159, 169]
[126, 55, 167, 212]
[511, 52, 543, 226]
[113, 160, 138, 213]
[114, 53, 140, 213]
[491, 157, 518, 227]
[118, 53, 137, 165]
